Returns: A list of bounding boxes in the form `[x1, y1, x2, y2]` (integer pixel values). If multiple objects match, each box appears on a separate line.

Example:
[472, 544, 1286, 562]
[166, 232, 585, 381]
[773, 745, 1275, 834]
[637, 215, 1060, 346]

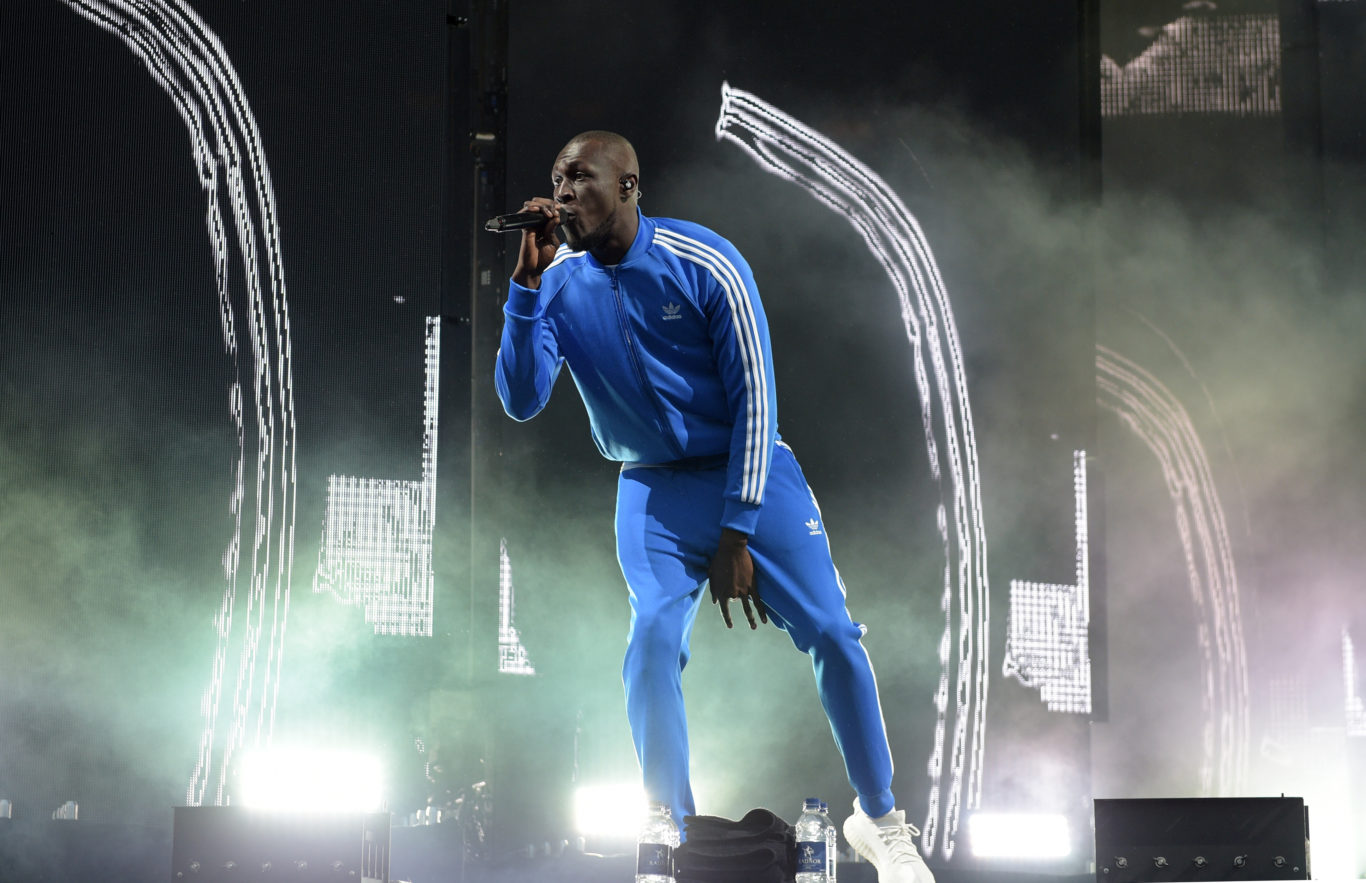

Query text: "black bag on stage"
[675, 808, 795, 883]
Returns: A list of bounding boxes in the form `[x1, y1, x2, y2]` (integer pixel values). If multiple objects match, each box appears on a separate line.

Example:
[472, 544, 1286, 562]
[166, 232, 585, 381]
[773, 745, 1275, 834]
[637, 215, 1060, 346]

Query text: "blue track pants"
[615, 442, 896, 826]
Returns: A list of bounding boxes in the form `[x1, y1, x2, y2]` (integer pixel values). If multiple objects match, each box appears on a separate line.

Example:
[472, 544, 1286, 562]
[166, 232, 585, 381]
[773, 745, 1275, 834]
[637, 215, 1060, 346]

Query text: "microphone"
[484, 210, 552, 233]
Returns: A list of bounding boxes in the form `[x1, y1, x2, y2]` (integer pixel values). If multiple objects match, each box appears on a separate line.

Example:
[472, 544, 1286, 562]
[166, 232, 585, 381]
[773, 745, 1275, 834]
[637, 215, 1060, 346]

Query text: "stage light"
[51, 801, 79, 821]
[66, 0, 300, 811]
[967, 812, 1070, 859]
[1003, 451, 1093, 715]
[717, 81, 991, 861]
[1097, 346, 1250, 795]
[498, 538, 536, 675]
[238, 749, 384, 813]
[573, 784, 646, 838]
[314, 316, 441, 638]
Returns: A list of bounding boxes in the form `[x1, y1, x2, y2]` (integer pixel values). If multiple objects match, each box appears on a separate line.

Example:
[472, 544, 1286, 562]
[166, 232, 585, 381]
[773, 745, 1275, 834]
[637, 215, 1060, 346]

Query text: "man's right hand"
[708, 528, 766, 630]
[510, 197, 561, 290]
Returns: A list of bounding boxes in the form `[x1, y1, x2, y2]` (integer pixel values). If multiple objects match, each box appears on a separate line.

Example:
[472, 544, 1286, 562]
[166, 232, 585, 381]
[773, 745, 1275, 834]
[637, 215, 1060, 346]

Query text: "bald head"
[562, 130, 640, 183]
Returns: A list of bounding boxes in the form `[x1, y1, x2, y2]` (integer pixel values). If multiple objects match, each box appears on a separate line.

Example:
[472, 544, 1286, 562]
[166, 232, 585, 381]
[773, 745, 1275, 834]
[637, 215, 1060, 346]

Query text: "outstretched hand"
[708, 528, 767, 629]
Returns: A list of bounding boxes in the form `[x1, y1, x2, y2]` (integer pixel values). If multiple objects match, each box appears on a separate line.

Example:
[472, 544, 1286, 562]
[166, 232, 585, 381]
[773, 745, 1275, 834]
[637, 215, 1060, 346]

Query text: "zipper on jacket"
[608, 268, 685, 459]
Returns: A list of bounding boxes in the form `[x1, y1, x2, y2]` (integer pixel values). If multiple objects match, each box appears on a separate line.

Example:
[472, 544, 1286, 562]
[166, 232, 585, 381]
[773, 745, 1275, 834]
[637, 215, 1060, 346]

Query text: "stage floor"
[411, 850, 1091, 883]
[0, 815, 1094, 883]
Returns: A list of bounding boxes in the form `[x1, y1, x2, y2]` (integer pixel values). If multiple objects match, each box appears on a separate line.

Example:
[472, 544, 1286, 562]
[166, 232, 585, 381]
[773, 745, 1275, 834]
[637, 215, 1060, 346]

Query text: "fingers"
[719, 587, 761, 630]
[740, 595, 758, 630]
[739, 575, 766, 629]
[751, 579, 768, 625]
[713, 585, 763, 631]
[520, 196, 556, 215]
[709, 582, 734, 629]
[522, 198, 558, 221]
[519, 198, 560, 239]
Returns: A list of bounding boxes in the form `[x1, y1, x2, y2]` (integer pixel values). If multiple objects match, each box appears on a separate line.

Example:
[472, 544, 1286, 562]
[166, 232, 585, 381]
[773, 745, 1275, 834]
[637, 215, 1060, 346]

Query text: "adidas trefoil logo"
[806, 518, 822, 536]
[661, 301, 683, 321]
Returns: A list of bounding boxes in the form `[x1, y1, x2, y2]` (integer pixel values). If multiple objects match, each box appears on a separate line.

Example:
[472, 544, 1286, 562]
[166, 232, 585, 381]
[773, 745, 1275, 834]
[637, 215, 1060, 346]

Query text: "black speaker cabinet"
[1094, 797, 1308, 882]
[171, 806, 390, 882]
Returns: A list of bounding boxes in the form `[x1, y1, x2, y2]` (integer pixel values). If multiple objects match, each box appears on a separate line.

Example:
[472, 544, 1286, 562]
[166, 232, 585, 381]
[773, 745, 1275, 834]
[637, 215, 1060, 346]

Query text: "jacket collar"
[581, 208, 652, 270]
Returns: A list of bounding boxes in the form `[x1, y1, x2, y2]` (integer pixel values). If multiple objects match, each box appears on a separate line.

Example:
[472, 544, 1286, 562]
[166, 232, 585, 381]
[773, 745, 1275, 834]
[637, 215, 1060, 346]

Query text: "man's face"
[551, 139, 623, 254]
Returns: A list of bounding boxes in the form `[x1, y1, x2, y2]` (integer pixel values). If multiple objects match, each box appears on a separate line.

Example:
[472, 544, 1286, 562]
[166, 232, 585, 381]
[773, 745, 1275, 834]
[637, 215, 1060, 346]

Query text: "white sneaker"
[842, 799, 935, 883]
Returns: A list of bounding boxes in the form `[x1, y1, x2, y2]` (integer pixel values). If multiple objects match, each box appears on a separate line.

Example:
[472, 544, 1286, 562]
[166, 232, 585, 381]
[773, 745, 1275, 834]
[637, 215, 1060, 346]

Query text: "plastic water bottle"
[796, 798, 827, 883]
[821, 801, 838, 882]
[636, 802, 678, 883]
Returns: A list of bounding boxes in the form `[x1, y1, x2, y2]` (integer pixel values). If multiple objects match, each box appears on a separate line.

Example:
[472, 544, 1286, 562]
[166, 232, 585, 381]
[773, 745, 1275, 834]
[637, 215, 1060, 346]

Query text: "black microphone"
[484, 210, 551, 232]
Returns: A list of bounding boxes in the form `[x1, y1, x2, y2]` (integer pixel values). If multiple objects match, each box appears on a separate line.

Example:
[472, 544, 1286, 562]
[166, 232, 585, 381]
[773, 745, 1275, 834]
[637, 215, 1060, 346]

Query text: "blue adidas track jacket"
[495, 210, 778, 535]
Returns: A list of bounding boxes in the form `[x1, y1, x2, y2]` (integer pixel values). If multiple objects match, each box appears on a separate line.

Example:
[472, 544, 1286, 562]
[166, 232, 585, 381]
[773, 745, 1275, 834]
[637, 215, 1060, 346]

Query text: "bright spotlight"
[573, 784, 646, 838]
[238, 749, 384, 813]
[968, 812, 1071, 859]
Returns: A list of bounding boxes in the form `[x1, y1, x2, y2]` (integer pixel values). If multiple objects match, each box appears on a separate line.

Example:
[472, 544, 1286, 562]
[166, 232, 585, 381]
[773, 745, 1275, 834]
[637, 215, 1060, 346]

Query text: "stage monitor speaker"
[171, 806, 390, 882]
[1094, 797, 1308, 882]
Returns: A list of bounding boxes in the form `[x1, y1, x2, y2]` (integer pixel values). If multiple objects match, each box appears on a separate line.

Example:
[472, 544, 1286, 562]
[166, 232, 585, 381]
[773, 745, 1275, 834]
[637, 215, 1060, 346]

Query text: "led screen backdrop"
[3, 0, 1364, 877]
[3, 0, 453, 832]
[1093, 5, 1366, 875]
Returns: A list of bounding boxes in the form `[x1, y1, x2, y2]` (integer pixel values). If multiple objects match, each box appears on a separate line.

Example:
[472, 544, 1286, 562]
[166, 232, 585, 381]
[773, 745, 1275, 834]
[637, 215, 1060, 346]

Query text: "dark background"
[2, 0, 1364, 878]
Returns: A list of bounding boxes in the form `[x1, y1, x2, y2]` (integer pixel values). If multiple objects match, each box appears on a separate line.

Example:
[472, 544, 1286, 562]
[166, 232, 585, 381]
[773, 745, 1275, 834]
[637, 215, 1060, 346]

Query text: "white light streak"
[1345, 629, 1366, 737]
[58, 0, 298, 809]
[1003, 452, 1092, 714]
[498, 538, 536, 676]
[573, 783, 647, 838]
[1097, 345, 1249, 795]
[1301, 728, 1357, 879]
[1100, 15, 1281, 117]
[314, 317, 440, 636]
[968, 812, 1071, 859]
[239, 748, 384, 813]
[716, 83, 991, 858]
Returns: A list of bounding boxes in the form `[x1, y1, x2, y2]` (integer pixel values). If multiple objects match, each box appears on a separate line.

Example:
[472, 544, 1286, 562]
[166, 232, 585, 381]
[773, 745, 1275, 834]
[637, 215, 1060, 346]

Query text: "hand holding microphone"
[486, 194, 569, 232]
[506, 198, 561, 290]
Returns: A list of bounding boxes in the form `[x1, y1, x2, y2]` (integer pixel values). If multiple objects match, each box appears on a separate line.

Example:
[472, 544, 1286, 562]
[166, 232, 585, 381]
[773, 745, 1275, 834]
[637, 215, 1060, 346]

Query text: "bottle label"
[637, 842, 673, 876]
[797, 840, 827, 875]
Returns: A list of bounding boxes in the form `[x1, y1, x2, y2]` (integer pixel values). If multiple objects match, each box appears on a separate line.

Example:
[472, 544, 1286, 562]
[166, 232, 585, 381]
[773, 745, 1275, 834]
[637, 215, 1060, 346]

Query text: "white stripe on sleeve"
[653, 228, 771, 505]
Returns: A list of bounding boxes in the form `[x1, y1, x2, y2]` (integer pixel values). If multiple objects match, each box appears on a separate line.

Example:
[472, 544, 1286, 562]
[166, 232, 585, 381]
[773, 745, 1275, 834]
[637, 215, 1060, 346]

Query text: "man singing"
[495, 130, 933, 883]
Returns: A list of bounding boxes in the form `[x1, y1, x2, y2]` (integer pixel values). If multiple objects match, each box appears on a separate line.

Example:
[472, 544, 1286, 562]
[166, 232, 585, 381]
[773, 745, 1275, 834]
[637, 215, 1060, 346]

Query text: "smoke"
[1088, 167, 1366, 805]
[5, 0, 1364, 860]
[515, 79, 1366, 824]
[0, 328, 221, 825]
